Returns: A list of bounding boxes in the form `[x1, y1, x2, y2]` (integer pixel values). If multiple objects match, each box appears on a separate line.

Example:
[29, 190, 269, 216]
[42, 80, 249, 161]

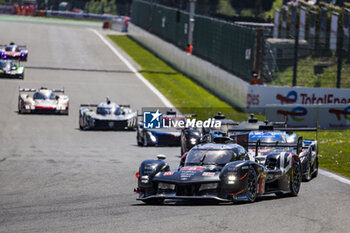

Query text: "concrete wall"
[128, 23, 249, 109]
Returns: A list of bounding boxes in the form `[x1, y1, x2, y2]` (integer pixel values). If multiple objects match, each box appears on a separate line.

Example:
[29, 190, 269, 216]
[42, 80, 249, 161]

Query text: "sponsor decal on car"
[163, 171, 174, 176]
[182, 167, 204, 171]
[202, 172, 215, 176]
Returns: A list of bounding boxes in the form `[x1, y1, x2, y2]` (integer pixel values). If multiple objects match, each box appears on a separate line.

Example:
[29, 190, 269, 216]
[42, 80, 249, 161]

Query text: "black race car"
[180, 112, 239, 155]
[182, 113, 318, 182]
[231, 124, 319, 182]
[134, 137, 302, 204]
[137, 110, 183, 146]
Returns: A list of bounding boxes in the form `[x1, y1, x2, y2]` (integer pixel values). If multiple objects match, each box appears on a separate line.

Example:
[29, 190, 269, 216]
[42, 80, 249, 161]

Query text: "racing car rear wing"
[19, 87, 65, 93]
[0, 45, 27, 48]
[248, 137, 303, 157]
[80, 104, 131, 108]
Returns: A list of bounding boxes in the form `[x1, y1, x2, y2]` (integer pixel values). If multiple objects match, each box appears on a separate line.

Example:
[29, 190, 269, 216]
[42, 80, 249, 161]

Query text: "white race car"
[18, 87, 69, 115]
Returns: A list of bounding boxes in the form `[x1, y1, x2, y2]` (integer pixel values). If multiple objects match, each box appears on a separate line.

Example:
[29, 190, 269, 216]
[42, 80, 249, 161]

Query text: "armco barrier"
[128, 23, 249, 109]
[0, 5, 14, 14]
[266, 104, 350, 129]
[45, 10, 121, 21]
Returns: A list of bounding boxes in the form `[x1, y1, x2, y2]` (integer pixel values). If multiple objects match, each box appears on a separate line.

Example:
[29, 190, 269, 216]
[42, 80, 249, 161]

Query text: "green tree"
[85, 0, 117, 14]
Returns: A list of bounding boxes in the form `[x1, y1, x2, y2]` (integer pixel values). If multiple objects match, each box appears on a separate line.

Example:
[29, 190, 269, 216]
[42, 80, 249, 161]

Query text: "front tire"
[79, 116, 85, 130]
[137, 131, 143, 146]
[143, 132, 148, 147]
[180, 133, 186, 155]
[312, 158, 318, 178]
[246, 167, 258, 203]
[290, 157, 302, 196]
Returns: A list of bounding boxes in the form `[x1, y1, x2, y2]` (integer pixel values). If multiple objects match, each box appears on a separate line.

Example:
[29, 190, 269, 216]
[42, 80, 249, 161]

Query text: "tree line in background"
[84, 0, 117, 14]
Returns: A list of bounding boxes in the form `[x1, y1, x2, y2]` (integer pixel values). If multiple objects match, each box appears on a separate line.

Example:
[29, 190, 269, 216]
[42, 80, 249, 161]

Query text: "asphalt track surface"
[0, 18, 350, 233]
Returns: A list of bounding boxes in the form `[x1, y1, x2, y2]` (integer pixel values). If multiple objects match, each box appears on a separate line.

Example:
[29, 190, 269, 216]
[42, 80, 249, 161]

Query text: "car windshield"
[185, 149, 234, 166]
[0, 60, 12, 69]
[33, 92, 56, 100]
[5, 46, 16, 52]
[219, 122, 237, 132]
[97, 107, 121, 116]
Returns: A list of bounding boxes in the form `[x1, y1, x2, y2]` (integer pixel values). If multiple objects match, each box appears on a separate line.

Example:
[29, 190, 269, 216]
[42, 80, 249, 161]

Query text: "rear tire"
[303, 161, 312, 182]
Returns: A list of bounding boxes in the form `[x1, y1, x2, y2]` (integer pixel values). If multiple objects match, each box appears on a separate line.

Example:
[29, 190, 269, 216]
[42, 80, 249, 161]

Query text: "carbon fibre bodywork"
[0, 60, 24, 79]
[18, 87, 69, 114]
[79, 99, 137, 130]
[135, 141, 302, 204]
[0, 43, 28, 61]
[136, 111, 183, 147]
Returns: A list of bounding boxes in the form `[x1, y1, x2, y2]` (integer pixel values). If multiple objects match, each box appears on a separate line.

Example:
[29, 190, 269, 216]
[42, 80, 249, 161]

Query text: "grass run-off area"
[108, 35, 252, 121]
[108, 35, 350, 178]
[271, 56, 350, 89]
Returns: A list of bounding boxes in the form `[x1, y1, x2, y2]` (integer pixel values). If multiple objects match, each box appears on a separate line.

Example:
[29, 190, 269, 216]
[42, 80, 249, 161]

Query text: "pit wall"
[128, 23, 249, 110]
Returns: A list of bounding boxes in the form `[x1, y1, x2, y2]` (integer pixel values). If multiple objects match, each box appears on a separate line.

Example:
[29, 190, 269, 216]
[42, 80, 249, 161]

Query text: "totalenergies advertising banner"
[265, 104, 350, 129]
[247, 85, 350, 113]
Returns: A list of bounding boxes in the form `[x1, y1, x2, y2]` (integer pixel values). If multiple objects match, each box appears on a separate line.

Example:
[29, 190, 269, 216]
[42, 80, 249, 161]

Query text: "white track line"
[319, 169, 350, 186]
[89, 28, 174, 108]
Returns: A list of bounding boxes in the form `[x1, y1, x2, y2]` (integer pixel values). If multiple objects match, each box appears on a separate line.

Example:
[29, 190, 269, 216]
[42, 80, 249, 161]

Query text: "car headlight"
[190, 138, 197, 144]
[141, 175, 149, 184]
[199, 183, 218, 192]
[227, 175, 236, 184]
[158, 182, 175, 190]
[147, 132, 157, 142]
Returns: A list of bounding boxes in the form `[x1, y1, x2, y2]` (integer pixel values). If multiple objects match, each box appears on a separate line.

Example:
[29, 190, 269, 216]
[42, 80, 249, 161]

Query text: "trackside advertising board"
[247, 85, 350, 113]
[265, 104, 350, 129]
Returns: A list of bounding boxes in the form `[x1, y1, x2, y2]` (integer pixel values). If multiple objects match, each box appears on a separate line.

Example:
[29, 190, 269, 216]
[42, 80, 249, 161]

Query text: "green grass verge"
[108, 35, 350, 178]
[108, 35, 256, 121]
[271, 56, 350, 88]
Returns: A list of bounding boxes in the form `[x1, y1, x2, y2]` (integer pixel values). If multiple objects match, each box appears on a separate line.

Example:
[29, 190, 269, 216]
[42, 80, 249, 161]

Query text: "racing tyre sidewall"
[290, 157, 302, 196]
[246, 166, 257, 203]
[143, 132, 148, 147]
[303, 160, 312, 182]
[137, 131, 143, 146]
